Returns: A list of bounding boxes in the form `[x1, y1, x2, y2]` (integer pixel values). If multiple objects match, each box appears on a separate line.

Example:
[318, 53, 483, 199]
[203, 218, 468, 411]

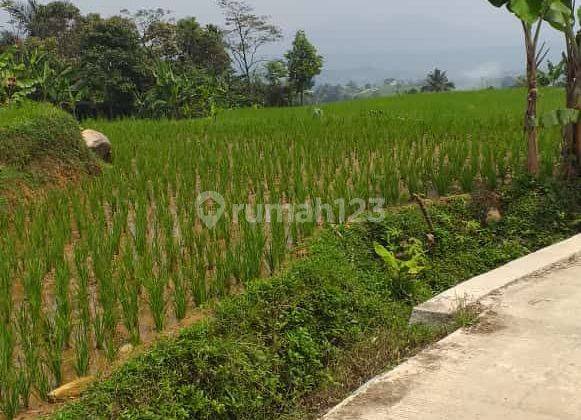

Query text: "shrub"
[0, 101, 99, 209]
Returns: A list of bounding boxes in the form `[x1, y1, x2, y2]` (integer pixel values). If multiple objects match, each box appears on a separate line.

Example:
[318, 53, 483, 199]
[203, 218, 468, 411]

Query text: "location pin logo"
[195, 191, 226, 229]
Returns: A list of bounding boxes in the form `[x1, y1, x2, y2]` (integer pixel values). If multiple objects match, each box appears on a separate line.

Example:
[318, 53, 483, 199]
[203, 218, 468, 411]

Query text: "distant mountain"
[317, 66, 523, 90]
[314, 44, 557, 90]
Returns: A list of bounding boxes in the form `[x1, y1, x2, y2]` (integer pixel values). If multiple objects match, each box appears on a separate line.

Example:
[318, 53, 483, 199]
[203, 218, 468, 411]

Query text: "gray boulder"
[82, 129, 112, 163]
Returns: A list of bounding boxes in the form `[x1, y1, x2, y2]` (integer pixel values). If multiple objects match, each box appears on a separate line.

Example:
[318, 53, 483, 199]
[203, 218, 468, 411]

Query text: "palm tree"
[421, 68, 455, 93]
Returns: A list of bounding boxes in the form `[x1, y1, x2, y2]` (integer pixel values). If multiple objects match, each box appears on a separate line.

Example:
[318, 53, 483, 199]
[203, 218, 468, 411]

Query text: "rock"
[82, 129, 112, 163]
[48, 376, 95, 402]
[485, 208, 502, 225]
[119, 343, 134, 355]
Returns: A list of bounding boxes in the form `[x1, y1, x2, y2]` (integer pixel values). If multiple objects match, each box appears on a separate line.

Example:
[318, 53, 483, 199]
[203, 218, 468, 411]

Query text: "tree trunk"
[563, 49, 576, 178]
[524, 26, 540, 176]
[570, 78, 581, 177]
[574, 78, 581, 175]
[577, 121, 581, 173]
[562, 35, 581, 178]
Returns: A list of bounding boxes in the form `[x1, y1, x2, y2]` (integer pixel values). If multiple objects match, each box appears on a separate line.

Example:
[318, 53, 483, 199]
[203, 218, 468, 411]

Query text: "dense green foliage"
[0, 3, 237, 117]
[0, 1, 324, 117]
[138, 61, 223, 119]
[0, 43, 81, 109]
[286, 30, 323, 105]
[77, 15, 149, 118]
[53, 179, 580, 419]
[0, 101, 87, 167]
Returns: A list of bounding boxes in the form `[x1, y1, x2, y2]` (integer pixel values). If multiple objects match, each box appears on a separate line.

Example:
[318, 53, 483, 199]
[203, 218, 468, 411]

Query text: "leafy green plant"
[138, 61, 222, 119]
[0, 47, 40, 106]
[374, 239, 428, 301]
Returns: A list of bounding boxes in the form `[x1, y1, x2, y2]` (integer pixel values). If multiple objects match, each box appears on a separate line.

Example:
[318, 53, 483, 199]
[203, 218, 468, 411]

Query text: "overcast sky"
[0, 0, 565, 87]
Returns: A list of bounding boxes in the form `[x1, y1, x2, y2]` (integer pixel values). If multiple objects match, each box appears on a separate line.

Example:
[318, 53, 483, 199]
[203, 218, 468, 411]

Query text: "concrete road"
[325, 261, 581, 420]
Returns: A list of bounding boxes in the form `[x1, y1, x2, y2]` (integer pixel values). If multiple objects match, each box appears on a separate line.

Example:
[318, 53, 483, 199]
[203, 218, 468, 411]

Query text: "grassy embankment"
[0, 102, 98, 207]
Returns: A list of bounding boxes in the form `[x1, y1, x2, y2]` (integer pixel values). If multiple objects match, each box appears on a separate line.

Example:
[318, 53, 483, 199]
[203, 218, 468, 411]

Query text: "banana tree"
[0, 47, 40, 106]
[487, 0, 565, 175]
[542, 1, 581, 177]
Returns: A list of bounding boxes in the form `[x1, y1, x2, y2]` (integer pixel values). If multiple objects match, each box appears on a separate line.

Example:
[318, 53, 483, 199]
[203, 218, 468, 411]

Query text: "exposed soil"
[0, 157, 100, 210]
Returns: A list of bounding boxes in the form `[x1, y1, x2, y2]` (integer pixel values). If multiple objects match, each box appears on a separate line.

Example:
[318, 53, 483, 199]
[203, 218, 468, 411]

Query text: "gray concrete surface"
[410, 234, 581, 325]
[325, 260, 581, 420]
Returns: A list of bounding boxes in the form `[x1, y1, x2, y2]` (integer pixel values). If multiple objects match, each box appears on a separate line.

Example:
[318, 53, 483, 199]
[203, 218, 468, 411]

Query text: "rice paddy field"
[0, 88, 566, 417]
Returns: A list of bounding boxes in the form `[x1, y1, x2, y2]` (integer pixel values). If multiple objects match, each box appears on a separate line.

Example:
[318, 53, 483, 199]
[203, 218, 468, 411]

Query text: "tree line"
[0, 0, 324, 118]
[311, 68, 456, 104]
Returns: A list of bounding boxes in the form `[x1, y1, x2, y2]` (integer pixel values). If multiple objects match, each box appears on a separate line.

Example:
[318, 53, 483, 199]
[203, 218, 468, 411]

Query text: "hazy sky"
[0, 0, 565, 87]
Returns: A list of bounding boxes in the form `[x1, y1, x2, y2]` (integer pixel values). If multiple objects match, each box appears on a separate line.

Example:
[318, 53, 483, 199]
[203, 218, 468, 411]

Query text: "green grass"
[0, 101, 98, 203]
[0, 101, 94, 168]
[52, 180, 580, 419]
[0, 88, 575, 418]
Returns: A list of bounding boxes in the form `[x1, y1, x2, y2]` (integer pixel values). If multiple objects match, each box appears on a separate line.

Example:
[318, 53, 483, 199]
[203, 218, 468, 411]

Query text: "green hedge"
[0, 102, 95, 170]
[53, 180, 580, 420]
